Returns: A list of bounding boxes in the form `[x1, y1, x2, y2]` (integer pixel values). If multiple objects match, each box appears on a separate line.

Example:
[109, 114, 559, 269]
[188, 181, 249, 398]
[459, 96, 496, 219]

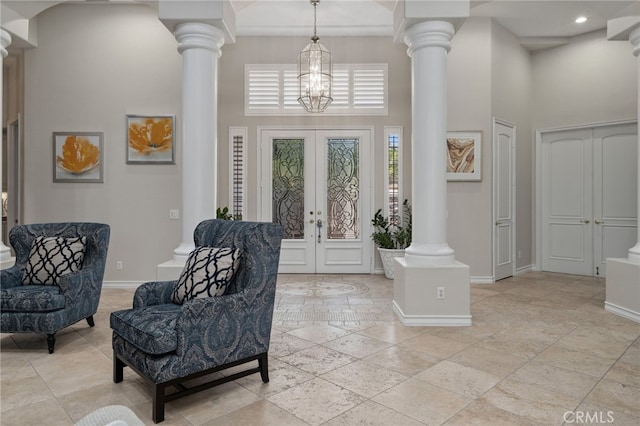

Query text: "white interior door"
[540, 122, 637, 277]
[260, 128, 371, 273]
[541, 128, 593, 276]
[493, 120, 515, 281]
[593, 124, 638, 276]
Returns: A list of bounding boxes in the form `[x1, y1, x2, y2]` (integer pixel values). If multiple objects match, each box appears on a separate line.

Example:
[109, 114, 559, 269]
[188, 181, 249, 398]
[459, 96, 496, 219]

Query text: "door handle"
[495, 220, 503, 226]
[316, 219, 323, 243]
[581, 219, 590, 224]
[595, 219, 604, 225]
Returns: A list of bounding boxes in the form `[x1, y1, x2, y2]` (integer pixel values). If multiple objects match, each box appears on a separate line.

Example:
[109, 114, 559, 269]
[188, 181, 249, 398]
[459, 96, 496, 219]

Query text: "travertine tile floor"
[1, 272, 639, 425]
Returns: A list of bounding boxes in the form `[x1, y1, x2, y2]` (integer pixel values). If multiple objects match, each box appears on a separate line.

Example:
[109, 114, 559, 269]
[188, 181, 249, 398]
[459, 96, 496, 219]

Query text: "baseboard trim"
[604, 301, 640, 324]
[392, 301, 472, 326]
[471, 276, 494, 284]
[103, 281, 145, 289]
[516, 265, 534, 275]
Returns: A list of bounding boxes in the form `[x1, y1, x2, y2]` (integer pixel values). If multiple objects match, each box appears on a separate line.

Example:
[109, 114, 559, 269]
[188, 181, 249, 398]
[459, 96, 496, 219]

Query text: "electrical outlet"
[169, 210, 180, 220]
[116, 261, 123, 270]
[437, 287, 445, 299]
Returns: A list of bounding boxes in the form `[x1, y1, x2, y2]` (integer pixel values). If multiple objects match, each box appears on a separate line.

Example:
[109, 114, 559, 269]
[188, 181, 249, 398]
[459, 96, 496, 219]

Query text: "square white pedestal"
[605, 258, 640, 323]
[393, 257, 471, 326]
[0, 257, 15, 270]
[156, 259, 185, 281]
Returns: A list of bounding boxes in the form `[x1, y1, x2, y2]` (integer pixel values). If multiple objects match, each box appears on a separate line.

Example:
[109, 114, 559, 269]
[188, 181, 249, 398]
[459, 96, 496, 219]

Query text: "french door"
[540, 123, 637, 276]
[259, 129, 372, 273]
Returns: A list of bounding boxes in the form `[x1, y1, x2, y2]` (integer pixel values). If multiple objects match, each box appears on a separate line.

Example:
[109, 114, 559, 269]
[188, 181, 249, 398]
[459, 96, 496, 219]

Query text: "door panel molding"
[493, 118, 516, 281]
[536, 120, 637, 277]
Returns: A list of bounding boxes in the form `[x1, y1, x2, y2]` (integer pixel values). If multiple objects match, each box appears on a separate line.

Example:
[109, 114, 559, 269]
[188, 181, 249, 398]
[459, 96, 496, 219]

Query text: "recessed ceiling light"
[575, 16, 588, 24]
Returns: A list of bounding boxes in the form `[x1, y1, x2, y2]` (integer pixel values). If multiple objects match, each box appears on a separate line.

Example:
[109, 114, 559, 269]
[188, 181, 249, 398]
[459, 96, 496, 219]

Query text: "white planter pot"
[377, 248, 405, 279]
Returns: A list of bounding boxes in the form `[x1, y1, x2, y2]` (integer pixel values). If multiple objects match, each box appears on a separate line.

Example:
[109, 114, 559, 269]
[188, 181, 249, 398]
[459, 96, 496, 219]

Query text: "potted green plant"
[216, 207, 242, 221]
[371, 199, 411, 279]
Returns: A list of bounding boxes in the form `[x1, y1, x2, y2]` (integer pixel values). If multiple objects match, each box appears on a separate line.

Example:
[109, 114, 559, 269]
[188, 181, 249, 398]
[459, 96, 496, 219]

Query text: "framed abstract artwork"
[446, 131, 481, 181]
[53, 132, 104, 183]
[126, 115, 175, 164]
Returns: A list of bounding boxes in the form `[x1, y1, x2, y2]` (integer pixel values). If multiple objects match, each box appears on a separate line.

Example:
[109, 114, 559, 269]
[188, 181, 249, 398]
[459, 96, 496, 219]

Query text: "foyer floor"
[1, 272, 639, 425]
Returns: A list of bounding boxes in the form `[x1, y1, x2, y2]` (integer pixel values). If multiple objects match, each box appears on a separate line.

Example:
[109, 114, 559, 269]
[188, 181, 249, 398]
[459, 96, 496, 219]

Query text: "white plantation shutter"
[245, 64, 387, 115]
[283, 69, 304, 110]
[246, 66, 280, 112]
[331, 69, 350, 108]
[353, 68, 386, 109]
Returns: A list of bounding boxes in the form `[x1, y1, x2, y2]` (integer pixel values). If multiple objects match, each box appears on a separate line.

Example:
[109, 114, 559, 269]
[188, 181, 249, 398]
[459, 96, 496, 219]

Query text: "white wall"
[23, 4, 183, 282]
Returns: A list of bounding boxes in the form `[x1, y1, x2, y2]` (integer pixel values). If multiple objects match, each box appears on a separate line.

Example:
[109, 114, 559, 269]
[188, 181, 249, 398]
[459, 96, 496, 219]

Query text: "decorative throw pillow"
[23, 236, 87, 285]
[171, 247, 241, 304]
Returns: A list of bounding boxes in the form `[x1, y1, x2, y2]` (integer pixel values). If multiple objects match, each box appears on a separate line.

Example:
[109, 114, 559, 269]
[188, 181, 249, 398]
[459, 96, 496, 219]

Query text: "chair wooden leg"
[113, 354, 124, 383]
[46, 334, 56, 354]
[258, 353, 269, 383]
[86, 316, 95, 327]
[153, 383, 166, 423]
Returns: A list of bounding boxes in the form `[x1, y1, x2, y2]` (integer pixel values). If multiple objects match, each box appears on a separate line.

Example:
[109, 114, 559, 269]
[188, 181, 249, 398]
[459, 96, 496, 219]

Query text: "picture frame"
[53, 131, 104, 183]
[126, 115, 175, 164]
[446, 131, 481, 181]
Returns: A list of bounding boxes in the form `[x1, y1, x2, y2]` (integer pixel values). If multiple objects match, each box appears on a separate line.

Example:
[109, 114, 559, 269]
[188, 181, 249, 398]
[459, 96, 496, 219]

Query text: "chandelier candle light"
[298, 0, 333, 112]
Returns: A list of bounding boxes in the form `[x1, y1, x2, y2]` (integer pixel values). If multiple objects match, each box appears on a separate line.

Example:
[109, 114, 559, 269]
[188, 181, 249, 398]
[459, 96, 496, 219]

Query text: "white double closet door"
[541, 122, 637, 276]
[259, 128, 372, 274]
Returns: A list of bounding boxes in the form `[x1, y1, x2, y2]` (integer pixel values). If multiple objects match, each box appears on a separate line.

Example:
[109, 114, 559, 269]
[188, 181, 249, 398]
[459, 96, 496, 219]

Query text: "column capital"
[404, 21, 455, 56]
[1, 29, 12, 59]
[175, 22, 225, 57]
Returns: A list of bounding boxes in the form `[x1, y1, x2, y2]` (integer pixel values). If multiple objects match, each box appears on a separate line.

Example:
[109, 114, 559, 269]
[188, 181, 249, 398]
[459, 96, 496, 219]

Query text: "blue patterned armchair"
[0, 222, 110, 353]
[111, 220, 283, 423]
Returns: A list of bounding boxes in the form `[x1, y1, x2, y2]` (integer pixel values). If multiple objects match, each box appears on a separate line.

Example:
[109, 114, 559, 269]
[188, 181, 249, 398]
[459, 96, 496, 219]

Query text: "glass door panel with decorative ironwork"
[260, 129, 371, 273]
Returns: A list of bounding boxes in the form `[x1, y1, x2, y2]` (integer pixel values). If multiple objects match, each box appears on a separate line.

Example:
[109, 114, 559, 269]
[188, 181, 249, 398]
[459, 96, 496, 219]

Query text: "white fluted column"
[172, 23, 224, 262]
[404, 20, 455, 265]
[0, 29, 12, 262]
[629, 26, 640, 263]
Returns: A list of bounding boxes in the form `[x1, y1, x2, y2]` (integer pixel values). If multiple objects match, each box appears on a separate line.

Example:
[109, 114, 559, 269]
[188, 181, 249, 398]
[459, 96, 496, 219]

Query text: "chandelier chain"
[312, 0, 319, 41]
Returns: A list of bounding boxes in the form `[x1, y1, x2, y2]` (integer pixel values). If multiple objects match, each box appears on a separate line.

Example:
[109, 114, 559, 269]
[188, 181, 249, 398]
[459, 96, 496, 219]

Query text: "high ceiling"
[2, 0, 639, 50]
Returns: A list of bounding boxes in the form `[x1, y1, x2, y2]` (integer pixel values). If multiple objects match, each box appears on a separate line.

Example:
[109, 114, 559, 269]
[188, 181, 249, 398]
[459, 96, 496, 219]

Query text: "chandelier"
[297, 0, 333, 113]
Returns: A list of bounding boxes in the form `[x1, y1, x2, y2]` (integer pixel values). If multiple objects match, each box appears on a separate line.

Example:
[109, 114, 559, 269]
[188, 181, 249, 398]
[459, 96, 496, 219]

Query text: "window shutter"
[353, 68, 386, 109]
[246, 67, 280, 111]
[245, 64, 387, 115]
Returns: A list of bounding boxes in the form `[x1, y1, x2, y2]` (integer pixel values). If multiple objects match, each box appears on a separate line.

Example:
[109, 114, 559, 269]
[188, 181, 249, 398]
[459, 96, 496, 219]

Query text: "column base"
[605, 258, 640, 323]
[156, 259, 186, 281]
[0, 256, 15, 270]
[393, 257, 471, 326]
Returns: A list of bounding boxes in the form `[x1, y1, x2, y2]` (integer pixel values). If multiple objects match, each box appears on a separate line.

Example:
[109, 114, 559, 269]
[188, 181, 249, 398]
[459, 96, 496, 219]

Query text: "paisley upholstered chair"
[0, 222, 110, 353]
[110, 219, 283, 423]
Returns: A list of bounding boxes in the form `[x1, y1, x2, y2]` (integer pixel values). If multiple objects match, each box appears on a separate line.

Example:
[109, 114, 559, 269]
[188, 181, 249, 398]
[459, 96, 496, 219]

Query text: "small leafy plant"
[216, 207, 234, 220]
[371, 199, 412, 249]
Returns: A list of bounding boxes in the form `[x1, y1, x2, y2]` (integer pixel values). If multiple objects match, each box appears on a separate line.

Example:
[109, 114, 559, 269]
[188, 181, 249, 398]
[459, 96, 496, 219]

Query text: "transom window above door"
[245, 63, 388, 116]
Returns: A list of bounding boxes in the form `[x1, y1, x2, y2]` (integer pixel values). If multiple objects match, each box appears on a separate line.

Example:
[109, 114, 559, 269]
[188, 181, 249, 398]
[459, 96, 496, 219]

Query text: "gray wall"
[13, 3, 637, 283]
[217, 35, 412, 219]
[447, 17, 493, 279]
[23, 4, 183, 282]
[491, 20, 533, 271]
[532, 29, 637, 129]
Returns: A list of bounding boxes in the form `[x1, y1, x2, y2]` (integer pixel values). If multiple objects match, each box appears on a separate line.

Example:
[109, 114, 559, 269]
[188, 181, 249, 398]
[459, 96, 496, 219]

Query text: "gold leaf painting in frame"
[126, 115, 175, 164]
[53, 132, 104, 183]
